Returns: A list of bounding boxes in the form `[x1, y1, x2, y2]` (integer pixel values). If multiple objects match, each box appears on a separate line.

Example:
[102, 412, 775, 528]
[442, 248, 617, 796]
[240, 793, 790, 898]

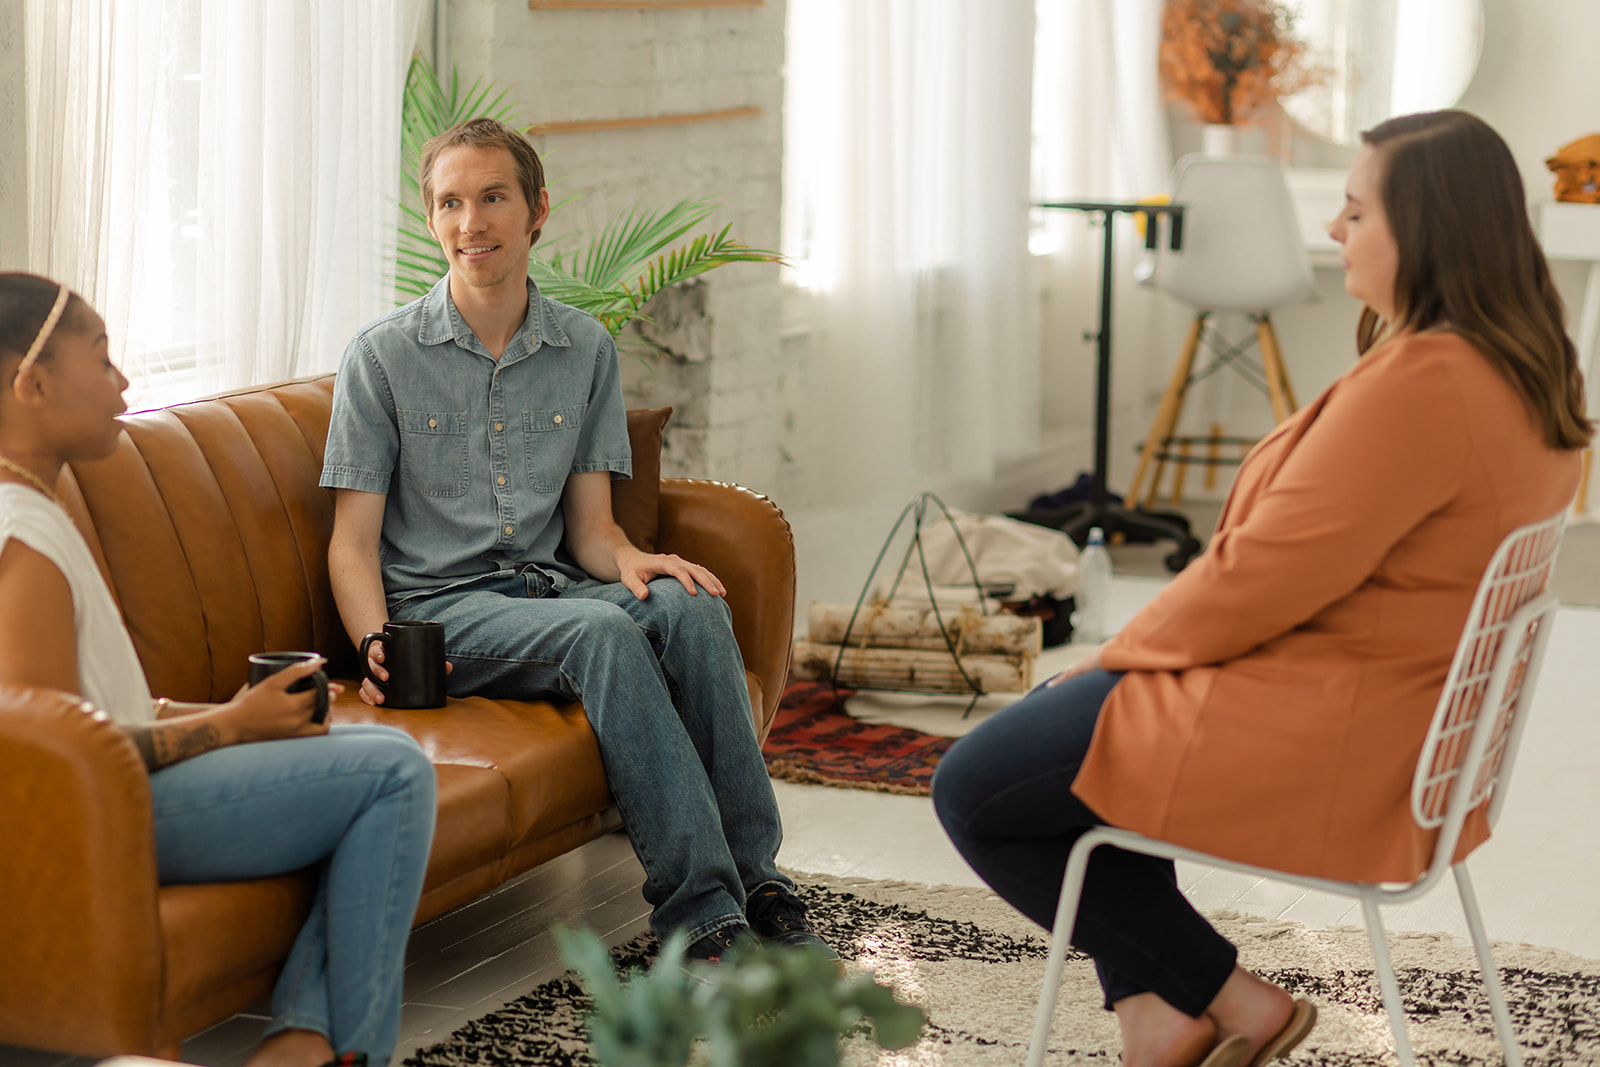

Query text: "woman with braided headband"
[0, 272, 437, 1067]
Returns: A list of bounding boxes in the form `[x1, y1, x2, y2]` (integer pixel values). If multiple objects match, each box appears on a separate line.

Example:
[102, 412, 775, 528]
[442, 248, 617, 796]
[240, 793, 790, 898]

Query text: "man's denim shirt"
[320, 274, 633, 607]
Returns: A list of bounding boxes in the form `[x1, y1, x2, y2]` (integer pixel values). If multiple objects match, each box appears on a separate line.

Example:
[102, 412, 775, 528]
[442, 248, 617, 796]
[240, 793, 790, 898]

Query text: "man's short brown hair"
[420, 117, 547, 243]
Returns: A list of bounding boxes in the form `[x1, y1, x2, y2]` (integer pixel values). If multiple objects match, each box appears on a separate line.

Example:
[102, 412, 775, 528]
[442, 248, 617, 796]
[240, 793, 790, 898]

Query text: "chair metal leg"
[1454, 864, 1525, 1067]
[1361, 893, 1416, 1067]
[1026, 834, 1100, 1067]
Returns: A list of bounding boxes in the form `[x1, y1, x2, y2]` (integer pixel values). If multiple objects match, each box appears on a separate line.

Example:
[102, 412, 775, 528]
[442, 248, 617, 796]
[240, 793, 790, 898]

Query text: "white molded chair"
[1129, 154, 1318, 507]
[1025, 512, 1569, 1067]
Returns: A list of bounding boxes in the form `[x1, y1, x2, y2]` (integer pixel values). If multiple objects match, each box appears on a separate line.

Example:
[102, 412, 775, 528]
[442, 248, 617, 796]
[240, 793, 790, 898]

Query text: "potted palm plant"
[395, 53, 781, 340]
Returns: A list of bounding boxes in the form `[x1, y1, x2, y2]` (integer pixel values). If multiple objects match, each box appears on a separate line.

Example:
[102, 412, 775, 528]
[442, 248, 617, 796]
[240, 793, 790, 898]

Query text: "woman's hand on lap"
[1046, 645, 1103, 687]
[221, 657, 337, 742]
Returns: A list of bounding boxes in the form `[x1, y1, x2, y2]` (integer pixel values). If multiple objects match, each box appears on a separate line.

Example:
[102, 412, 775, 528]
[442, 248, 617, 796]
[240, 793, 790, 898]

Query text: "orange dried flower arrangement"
[1160, 0, 1314, 126]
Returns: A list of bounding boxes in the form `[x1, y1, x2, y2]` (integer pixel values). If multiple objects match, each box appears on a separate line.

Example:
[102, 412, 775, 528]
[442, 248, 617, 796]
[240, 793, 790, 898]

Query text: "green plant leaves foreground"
[555, 925, 927, 1067]
[396, 54, 782, 338]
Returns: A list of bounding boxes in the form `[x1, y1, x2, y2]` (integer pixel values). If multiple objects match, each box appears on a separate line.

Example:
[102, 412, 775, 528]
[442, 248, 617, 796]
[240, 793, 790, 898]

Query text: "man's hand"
[1045, 645, 1103, 687]
[618, 549, 727, 601]
[359, 640, 453, 707]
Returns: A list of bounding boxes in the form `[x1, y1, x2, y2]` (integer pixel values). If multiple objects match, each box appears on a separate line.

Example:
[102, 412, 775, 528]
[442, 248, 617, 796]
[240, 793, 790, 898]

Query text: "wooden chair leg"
[1170, 439, 1192, 504]
[1204, 422, 1222, 491]
[1258, 315, 1299, 417]
[1577, 448, 1593, 516]
[1128, 313, 1205, 507]
[1256, 316, 1291, 423]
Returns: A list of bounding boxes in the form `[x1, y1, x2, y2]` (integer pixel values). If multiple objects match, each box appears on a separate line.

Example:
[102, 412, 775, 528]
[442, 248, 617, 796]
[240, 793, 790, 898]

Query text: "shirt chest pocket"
[522, 404, 587, 493]
[399, 410, 469, 498]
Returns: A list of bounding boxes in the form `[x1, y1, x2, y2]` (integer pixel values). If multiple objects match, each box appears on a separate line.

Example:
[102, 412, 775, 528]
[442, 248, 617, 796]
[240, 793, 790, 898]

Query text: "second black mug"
[247, 651, 331, 724]
[359, 620, 447, 709]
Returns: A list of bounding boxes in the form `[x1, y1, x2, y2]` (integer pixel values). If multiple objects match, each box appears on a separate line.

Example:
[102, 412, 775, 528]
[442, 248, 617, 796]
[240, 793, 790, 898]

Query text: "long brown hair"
[1357, 111, 1592, 449]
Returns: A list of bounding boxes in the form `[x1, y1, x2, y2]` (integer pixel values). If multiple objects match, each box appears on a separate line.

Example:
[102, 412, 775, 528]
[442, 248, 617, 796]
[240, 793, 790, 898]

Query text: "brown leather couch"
[0, 374, 796, 1059]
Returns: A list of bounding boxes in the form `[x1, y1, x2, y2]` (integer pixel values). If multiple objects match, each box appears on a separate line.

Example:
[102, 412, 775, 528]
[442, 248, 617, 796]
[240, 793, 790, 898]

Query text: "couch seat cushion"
[328, 692, 612, 852]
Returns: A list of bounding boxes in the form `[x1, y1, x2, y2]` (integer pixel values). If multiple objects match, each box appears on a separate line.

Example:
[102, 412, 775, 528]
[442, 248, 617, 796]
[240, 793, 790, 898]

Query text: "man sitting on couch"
[320, 117, 831, 964]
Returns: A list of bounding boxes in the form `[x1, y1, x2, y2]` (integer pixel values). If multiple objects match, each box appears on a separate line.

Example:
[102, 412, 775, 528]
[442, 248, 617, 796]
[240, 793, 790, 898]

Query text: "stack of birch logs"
[791, 599, 1043, 694]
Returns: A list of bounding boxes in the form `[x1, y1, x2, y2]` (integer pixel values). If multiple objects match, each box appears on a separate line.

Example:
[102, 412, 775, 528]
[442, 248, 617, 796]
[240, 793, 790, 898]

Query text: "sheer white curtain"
[1031, 0, 1173, 448]
[1032, 0, 1170, 238]
[25, 0, 426, 409]
[783, 0, 1038, 505]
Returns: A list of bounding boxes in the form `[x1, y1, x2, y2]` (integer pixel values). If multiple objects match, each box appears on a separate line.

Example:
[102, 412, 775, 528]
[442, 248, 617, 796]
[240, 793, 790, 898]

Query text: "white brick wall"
[0, 0, 27, 269]
[446, 0, 789, 494]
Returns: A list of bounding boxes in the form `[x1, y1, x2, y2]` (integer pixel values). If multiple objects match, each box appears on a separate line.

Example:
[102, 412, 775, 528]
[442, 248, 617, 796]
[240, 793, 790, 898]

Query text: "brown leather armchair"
[0, 375, 795, 1059]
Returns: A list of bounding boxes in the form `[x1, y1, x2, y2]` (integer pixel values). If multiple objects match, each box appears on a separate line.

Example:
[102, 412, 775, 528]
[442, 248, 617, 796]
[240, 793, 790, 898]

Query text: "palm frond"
[525, 259, 630, 312]
[394, 55, 782, 334]
[613, 226, 782, 327]
[577, 199, 718, 289]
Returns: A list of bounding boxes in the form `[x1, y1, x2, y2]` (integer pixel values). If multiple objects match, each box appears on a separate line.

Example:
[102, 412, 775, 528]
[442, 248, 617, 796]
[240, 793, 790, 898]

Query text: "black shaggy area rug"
[403, 874, 1600, 1066]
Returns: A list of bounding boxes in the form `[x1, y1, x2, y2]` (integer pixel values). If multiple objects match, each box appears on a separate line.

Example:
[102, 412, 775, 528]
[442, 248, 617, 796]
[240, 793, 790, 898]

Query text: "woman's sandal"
[1248, 998, 1317, 1067]
[320, 1054, 367, 1067]
[1197, 1033, 1253, 1067]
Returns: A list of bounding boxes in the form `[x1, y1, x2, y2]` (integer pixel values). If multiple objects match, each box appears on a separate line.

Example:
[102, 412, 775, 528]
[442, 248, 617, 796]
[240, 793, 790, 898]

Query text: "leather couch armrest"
[656, 480, 795, 740]
[0, 686, 165, 1056]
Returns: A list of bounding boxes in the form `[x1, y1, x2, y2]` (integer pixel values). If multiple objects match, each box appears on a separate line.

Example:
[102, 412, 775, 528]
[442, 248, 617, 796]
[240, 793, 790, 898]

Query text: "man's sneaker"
[685, 922, 756, 963]
[747, 887, 839, 960]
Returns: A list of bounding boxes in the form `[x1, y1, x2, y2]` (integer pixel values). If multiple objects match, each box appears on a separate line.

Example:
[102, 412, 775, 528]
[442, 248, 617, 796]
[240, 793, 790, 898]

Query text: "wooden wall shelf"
[526, 106, 761, 137]
[529, 1, 762, 10]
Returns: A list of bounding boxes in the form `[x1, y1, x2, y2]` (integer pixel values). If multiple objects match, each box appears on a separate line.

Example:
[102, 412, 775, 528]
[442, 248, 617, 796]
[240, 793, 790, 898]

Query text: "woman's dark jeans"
[931, 669, 1237, 1015]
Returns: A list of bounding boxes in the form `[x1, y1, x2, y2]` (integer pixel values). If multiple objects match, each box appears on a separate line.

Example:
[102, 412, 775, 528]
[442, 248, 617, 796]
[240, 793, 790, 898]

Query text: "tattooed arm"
[126, 713, 230, 771]
[0, 538, 331, 772]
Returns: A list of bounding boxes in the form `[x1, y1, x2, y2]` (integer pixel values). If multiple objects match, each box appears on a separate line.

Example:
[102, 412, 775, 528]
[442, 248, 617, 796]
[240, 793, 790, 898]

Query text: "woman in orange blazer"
[934, 110, 1591, 1067]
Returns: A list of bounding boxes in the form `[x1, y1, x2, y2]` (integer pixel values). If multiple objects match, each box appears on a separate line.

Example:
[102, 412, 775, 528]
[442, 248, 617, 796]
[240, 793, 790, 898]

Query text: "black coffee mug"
[359, 620, 447, 709]
[247, 651, 331, 724]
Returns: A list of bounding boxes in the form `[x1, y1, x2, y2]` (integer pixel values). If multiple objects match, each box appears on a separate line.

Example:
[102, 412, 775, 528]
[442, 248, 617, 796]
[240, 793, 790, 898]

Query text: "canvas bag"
[913, 508, 1080, 599]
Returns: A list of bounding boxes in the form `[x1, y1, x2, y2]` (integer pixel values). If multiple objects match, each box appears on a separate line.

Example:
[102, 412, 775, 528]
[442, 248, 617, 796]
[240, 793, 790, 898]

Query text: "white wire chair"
[1025, 511, 1569, 1067]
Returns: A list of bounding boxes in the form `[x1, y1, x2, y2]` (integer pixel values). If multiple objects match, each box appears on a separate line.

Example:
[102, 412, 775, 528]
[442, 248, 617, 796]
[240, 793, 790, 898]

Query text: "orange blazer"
[1073, 332, 1580, 883]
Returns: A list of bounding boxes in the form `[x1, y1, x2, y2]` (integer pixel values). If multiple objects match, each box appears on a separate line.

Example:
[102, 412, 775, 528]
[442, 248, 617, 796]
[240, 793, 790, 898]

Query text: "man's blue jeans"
[392, 571, 791, 943]
[150, 724, 437, 1066]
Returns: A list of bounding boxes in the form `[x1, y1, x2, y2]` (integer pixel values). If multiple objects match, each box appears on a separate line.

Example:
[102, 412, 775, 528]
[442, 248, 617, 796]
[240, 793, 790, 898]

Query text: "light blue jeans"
[391, 571, 791, 943]
[149, 724, 436, 1066]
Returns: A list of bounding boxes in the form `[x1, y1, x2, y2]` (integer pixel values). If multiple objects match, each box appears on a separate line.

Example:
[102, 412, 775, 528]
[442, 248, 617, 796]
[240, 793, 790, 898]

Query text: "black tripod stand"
[1026, 200, 1202, 572]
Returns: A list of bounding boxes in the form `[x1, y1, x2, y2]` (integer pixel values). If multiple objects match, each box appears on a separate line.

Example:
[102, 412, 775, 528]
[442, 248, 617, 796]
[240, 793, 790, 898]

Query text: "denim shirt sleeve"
[572, 332, 633, 481]
[320, 332, 399, 494]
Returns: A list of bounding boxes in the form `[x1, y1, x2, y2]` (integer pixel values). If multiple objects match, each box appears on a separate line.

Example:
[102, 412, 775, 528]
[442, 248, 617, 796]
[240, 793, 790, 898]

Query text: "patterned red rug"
[761, 681, 955, 796]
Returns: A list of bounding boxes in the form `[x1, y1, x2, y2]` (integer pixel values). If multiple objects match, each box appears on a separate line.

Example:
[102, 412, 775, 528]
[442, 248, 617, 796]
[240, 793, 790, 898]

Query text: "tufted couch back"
[63, 377, 351, 703]
[59, 375, 671, 705]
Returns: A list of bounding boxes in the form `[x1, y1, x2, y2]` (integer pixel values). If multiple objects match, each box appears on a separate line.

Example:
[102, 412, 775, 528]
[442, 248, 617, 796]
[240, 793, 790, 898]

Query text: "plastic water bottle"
[1074, 527, 1112, 643]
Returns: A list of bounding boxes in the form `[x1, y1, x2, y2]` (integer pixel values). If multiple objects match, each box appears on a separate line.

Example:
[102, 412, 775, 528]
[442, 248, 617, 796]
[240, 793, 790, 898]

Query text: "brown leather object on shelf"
[3, 374, 794, 1059]
[1546, 133, 1600, 203]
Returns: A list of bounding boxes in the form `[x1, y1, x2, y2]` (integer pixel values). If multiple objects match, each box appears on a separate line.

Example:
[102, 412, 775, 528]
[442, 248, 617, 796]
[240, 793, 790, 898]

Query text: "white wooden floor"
[7, 572, 1598, 1067]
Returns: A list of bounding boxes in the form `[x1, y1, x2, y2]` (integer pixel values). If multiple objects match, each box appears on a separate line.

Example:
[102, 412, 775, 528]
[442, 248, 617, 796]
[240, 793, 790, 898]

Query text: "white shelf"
[1538, 200, 1600, 261]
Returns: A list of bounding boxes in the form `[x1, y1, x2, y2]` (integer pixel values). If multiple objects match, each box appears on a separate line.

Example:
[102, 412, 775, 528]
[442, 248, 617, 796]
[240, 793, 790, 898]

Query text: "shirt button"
[553, 414, 563, 425]
[497, 475, 506, 486]
[428, 418, 437, 428]
[495, 422, 504, 432]
[504, 525, 514, 536]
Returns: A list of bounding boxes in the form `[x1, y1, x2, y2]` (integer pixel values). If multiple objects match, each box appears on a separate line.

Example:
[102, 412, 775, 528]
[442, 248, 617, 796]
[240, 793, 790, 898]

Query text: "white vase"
[1201, 123, 1238, 157]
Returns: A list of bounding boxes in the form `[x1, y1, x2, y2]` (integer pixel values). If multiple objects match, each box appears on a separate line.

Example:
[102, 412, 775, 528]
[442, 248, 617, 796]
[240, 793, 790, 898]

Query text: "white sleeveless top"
[0, 483, 154, 726]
